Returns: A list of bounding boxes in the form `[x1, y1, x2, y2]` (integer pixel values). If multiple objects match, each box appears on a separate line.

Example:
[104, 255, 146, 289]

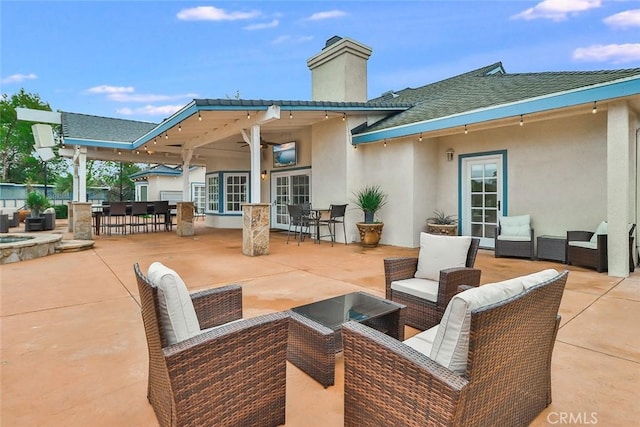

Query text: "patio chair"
[152, 201, 172, 231]
[133, 262, 289, 427]
[286, 204, 310, 245]
[317, 203, 348, 246]
[566, 222, 636, 273]
[384, 233, 481, 330]
[494, 214, 534, 259]
[105, 201, 127, 235]
[343, 269, 568, 427]
[129, 201, 150, 233]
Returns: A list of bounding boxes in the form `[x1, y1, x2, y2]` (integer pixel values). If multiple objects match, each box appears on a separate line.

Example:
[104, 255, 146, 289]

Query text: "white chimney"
[307, 36, 372, 102]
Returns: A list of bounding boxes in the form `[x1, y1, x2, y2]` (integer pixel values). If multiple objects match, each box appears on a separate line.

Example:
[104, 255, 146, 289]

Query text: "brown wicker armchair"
[384, 237, 480, 330]
[343, 270, 569, 427]
[567, 223, 636, 273]
[133, 263, 289, 427]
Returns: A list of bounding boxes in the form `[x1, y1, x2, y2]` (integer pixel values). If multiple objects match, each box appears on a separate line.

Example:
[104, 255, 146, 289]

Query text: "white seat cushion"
[429, 269, 559, 374]
[404, 325, 439, 355]
[147, 262, 201, 345]
[391, 278, 439, 302]
[496, 235, 531, 242]
[590, 221, 607, 243]
[499, 214, 531, 238]
[568, 241, 598, 250]
[415, 233, 472, 281]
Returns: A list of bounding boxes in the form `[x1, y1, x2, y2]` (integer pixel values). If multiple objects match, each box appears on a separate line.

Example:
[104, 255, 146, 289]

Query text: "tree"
[0, 89, 68, 183]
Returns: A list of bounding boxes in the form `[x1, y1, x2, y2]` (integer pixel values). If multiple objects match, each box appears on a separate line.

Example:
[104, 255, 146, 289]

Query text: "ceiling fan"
[236, 137, 280, 149]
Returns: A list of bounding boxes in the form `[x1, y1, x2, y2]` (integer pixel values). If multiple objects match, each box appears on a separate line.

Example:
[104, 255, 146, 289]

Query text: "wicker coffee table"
[287, 292, 405, 387]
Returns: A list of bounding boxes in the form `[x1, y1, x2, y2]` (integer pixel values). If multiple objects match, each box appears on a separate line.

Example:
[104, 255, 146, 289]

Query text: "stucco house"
[21, 35, 640, 276]
[129, 164, 206, 212]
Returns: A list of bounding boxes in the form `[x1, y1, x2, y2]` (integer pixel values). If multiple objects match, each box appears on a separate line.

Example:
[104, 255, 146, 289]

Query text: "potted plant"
[426, 209, 458, 236]
[26, 191, 49, 218]
[352, 185, 388, 247]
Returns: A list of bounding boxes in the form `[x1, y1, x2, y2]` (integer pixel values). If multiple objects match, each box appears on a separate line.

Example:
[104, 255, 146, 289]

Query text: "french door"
[271, 169, 311, 230]
[461, 153, 505, 248]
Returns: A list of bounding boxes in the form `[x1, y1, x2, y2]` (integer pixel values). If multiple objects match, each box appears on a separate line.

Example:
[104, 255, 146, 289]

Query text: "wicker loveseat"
[567, 222, 636, 273]
[343, 269, 569, 427]
[384, 233, 481, 330]
[133, 262, 289, 427]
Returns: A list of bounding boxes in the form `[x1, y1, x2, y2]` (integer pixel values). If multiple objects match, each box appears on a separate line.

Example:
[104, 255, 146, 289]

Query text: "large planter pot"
[356, 222, 384, 248]
[427, 223, 458, 236]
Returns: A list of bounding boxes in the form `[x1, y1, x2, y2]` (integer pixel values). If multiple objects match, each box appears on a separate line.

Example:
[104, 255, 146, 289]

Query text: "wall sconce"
[261, 170, 268, 181]
[446, 148, 455, 162]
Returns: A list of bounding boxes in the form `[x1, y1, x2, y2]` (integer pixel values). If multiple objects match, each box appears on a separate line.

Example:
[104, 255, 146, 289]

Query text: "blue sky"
[2, 0, 639, 123]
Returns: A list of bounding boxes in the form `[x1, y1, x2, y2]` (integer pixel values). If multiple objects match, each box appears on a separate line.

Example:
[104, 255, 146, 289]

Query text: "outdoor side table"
[287, 292, 405, 388]
[537, 235, 566, 263]
[25, 217, 44, 232]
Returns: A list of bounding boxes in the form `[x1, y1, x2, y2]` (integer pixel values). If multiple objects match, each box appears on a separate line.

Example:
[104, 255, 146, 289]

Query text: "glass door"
[461, 154, 504, 248]
[271, 169, 311, 230]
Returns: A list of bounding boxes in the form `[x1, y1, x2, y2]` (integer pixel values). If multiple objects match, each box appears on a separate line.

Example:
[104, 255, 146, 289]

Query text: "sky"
[2, 0, 639, 123]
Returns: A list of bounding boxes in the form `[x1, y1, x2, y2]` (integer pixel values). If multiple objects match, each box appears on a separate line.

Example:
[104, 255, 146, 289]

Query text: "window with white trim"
[207, 174, 219, 213]
[225, 173, 248, 213]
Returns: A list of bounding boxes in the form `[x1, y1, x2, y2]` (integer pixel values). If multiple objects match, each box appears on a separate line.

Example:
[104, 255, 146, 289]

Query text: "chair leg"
[342, 220, 347, 245]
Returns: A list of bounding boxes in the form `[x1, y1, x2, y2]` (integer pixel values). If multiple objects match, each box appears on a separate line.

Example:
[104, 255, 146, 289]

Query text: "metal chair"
[152, 201, 171, 231]
[105, 202, 127, 235]
[317, 204, 348, 246]
[286, 204, 310, 245]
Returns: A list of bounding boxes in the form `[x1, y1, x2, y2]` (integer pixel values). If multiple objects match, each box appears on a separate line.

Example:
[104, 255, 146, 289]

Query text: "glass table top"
[291, 292, 401, 331]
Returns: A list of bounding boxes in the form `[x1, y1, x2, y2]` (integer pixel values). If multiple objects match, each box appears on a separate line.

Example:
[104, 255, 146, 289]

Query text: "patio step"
[56, 239, 95, 253]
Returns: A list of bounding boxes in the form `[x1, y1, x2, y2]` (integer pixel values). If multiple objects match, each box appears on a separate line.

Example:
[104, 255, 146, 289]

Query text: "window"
[207, 174, 219, 212]
[206, 172, 250, 214]
[225, 174, 248, 213]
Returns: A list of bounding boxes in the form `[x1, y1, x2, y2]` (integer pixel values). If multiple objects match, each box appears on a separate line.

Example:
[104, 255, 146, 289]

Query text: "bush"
[53, 204, 68, 219]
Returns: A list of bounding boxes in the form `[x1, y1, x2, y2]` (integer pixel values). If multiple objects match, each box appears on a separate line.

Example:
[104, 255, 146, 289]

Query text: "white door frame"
[270, 168, 312, 230]
[459, 151, 507, 248]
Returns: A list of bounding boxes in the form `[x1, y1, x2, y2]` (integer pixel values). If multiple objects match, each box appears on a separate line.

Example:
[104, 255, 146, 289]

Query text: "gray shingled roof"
[360, 62, 640, 133]
[61, 112, 157, 143]
[194, 98, 411, 109]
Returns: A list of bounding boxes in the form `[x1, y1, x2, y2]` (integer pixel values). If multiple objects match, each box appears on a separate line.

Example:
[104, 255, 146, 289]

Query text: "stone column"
[67, 201, 74, 232]
[176, 202, 194, 237]
[72, 202, 93, 240]
[242, 203, 270, 256]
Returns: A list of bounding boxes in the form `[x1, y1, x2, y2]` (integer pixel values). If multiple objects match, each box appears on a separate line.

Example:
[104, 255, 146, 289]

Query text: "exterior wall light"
[261, 170, 268, 181]
[446, 148, 455, 162]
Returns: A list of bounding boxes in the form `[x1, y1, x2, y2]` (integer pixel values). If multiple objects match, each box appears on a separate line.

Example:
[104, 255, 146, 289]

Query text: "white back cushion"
[499, 215, 531, 237]
[147, 262, 201, 345]
[590, 221, 607, 243]
[415, 233, 472, 281]
[430, 269, 559, 374]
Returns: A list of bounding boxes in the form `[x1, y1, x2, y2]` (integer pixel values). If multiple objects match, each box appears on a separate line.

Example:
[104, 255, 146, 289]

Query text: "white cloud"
[604, 9, 640, 29]
[270, 35, 313, 45]
[177, 6, 259, 21]
[86, 85, 134, 94]
[306, 10, 347, 21]
[116, 105, 184, 116]
[1, 73, 38, 84]
[243, 19, 279, 30]
[107, 92, 198, 102]
[511, 0, 601, 21]
[573, 43, 640, 63]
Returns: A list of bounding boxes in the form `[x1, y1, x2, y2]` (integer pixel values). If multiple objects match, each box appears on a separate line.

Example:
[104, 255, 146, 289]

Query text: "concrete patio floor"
[1, 220, 638, 426]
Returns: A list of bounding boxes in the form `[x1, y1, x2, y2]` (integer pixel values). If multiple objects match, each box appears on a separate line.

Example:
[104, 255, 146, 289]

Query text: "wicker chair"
[494, 214, 534, 259]
[384, 236, 480, 330]
[343, 269, 569, 427]
[567, 223, 636, 273]
[133, 263, 289, 427]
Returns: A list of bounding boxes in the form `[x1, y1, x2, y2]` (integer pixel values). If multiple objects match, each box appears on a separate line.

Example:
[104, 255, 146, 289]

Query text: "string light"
[592, 101, 597, 114]
[153, 138, 157, 145]
[464, 124, 468, 135]
[289, 111, 293, 119]
[165, 132, 169, 139]
[383, 139, 387, 147]
[342, 113, 346, 121]
[419, 133, 423, 142]
[198, 111, 202, 121]
[325, 111, 329, 119]
[144, 145, 148, 151]
[519, 115, 524, 126]
[178, 123, 182, 132]
[247, 111, 251, 119]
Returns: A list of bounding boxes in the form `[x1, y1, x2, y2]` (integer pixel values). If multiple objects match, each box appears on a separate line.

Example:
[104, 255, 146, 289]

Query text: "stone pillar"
[242, 203, 270, 256]
[176, 202, 194, 237]
[72, 202, 93, 240]
[67, 201, 74, 232]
